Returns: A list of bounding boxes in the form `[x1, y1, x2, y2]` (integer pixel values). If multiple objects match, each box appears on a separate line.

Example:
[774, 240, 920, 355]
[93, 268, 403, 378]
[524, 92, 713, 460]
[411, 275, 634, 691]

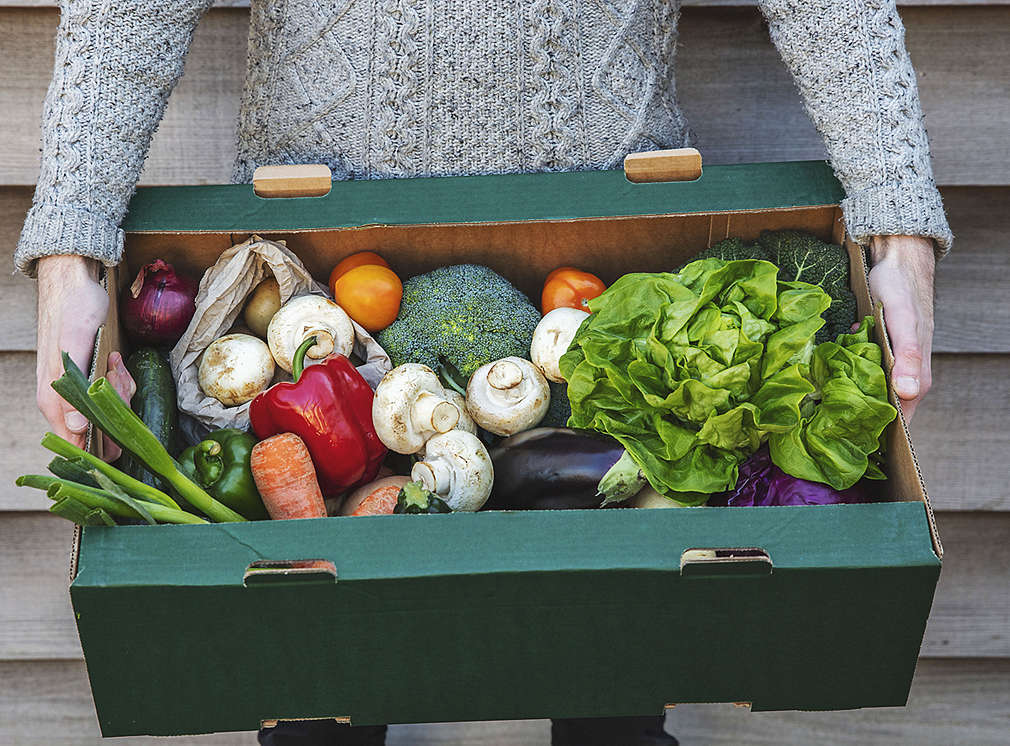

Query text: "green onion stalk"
[85, 378, 246, 522]
[16, 475, 207, 525]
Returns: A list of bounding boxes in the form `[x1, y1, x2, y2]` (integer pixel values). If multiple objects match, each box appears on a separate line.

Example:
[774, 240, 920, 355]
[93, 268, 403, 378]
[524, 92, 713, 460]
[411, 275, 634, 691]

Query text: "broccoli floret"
[757, 230, 849, 292]
[376, 264, 542, 379]
[541, 381, 572, 428]
[675, 237, 769, 270]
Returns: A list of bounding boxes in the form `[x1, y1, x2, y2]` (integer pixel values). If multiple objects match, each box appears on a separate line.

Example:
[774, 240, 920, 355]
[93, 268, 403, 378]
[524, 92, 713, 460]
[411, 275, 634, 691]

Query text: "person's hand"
[36, 255, 135, 461]
[868, 235, 936, 422]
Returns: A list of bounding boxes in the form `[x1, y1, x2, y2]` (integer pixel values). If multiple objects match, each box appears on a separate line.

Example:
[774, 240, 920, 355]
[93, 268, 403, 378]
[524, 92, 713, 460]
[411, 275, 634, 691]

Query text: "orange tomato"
[542, 267, 607, 313]
[328, 251, 390, 289]
[332, 264, 403, 332]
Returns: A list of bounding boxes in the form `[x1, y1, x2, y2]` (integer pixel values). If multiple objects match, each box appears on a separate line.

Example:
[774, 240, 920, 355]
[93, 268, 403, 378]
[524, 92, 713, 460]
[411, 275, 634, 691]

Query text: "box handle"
[262, 716, 351, 729]
[680, 547, 771, 578]
[253, 164, 333, 198]
[243, 559, 337, 586]
[624, 148, 702, 183]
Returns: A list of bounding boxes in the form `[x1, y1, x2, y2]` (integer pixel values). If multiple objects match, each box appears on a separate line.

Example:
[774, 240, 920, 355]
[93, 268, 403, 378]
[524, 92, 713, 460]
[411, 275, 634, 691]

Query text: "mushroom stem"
[411, 392, 460, 434]
[488, 359, 524, 391]
[412, 459, 455, 496]
[302, 328, 335, 359]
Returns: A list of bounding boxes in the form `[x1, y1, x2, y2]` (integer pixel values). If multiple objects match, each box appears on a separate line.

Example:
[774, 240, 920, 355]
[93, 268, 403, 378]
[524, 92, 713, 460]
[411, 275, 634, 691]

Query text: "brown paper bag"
[170, 235, 392, 430]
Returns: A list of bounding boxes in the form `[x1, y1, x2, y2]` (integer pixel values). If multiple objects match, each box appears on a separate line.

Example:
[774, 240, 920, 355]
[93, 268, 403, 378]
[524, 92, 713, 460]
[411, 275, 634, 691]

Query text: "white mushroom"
[372, 364, 461, 454]
[411, 431, 494, 512]
[465, 357, 550, 436]
[446, 391, 477, 435]
[530, 307, 590, 383]
[198, 333, 275, 406]
[266, 295, 354, 373]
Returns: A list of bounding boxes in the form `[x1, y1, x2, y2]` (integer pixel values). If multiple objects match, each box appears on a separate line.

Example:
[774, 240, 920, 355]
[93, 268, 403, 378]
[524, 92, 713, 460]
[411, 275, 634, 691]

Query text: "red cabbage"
[709, 446, 874, 507]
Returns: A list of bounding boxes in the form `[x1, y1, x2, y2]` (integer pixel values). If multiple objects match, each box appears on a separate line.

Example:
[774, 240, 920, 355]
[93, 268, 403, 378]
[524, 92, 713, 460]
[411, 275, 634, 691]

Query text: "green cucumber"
[119, 348, 180, 488]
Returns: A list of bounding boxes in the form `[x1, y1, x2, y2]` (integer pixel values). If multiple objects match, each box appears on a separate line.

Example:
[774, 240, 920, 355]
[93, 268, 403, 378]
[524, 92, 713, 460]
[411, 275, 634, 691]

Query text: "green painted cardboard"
[71, 161, 939, 736]
[73, 504, 938, 736]
[121, 161, 844, 232]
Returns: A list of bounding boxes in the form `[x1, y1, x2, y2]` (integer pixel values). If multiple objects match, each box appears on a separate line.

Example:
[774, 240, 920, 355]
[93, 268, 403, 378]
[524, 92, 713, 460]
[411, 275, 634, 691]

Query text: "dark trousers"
[258, 715, 676, 746]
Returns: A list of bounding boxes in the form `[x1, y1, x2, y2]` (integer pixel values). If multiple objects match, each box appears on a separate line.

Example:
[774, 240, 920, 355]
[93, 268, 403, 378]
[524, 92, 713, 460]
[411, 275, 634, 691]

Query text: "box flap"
[121, 161, 844, 233]
[73, 503, 937, 590]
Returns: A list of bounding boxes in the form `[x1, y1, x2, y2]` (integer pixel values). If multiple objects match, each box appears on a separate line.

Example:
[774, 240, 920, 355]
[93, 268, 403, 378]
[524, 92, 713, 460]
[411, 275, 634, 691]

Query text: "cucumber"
[119, 348, 180, 488]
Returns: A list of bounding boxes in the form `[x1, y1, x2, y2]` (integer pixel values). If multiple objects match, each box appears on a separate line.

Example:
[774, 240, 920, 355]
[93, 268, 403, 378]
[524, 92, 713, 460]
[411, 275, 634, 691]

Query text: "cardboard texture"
[72, 161, 941, 737]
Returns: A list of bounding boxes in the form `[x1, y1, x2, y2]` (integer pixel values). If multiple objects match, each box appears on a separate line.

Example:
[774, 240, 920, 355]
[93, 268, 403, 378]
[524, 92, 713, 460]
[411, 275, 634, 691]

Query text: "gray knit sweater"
[15, 0, 953, 277]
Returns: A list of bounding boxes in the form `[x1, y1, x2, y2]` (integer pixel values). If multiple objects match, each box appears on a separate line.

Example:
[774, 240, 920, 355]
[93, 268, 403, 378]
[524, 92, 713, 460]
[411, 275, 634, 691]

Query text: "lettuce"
[560, 259, 896, 500]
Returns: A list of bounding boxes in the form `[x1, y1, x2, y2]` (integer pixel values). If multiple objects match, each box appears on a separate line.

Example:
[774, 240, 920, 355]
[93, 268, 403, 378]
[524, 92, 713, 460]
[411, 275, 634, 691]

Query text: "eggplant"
[486, 428, 646, 510]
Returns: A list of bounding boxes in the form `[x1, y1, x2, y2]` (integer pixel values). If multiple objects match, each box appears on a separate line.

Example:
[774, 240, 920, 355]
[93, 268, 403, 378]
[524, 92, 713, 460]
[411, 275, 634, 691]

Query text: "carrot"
[342, 475, 410, 516]
[250, 433, 327, 520]
[352, 486, 403, 516]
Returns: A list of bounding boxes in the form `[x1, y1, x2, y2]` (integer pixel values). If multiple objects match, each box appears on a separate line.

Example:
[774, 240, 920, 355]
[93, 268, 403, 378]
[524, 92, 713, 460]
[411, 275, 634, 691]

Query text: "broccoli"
[376, 264, 542, 379]
[674, 237, 768, 270]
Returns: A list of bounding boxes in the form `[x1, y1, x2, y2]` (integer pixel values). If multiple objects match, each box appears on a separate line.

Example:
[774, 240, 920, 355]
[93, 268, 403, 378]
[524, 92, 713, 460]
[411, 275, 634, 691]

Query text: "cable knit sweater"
[15, 0, 953, 276]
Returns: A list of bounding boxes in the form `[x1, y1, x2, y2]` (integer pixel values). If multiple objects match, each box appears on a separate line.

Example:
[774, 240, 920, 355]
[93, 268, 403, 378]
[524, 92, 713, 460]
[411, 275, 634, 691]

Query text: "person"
[18, 1, 950, 744]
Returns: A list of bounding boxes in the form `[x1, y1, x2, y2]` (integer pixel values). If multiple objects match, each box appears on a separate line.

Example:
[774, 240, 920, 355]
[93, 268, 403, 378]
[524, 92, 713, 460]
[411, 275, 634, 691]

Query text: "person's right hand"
[36, 255, 135, 461]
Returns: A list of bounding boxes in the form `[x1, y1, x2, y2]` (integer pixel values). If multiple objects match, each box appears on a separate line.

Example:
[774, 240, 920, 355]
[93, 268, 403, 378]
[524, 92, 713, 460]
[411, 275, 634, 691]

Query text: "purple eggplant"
[485, 428, 646, 510]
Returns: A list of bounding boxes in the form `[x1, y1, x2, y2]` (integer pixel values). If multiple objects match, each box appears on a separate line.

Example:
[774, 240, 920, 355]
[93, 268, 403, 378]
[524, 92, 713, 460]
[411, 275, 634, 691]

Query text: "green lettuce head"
[560, 259, 896, 501]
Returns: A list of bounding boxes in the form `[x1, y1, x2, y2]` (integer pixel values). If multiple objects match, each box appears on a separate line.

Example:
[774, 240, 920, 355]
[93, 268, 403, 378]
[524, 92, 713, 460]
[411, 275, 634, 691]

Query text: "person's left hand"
[867, 235, 936, 422]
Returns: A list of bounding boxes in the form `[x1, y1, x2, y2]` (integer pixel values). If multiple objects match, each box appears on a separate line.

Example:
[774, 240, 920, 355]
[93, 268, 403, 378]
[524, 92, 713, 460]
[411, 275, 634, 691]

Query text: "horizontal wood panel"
[5, 348, 1007, 511]
[3, 186, 1009, 354]
[0, 510, 1005, 661]
[1, 7, 1008, 186]
[909, 355, 1010, 512]
[0, 659, 1006, 745]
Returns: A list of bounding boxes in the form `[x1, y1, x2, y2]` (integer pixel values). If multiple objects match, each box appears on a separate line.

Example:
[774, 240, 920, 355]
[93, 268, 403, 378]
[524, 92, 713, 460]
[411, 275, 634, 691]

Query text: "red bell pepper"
[250, 336, 386, 497]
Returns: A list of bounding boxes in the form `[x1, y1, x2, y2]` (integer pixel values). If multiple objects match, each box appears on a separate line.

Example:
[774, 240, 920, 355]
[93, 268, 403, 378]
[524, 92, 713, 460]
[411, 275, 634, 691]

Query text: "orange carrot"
[250, 433, 327, 520]
[342, 476, 410, 516]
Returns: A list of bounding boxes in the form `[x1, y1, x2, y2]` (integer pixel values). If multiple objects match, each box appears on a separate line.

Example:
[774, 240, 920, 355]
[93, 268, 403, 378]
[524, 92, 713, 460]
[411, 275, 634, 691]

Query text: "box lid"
[121, 161, 845, 233]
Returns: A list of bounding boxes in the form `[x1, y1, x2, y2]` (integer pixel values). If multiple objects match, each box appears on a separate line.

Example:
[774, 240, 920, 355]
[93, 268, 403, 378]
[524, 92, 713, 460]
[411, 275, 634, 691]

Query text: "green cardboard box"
[73, 161, 941, 737]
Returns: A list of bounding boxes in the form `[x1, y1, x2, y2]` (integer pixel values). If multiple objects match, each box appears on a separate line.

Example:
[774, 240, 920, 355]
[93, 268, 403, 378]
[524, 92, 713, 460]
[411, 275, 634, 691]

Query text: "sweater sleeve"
[757, 0, 952, 255]
[15, 0, 214, 277]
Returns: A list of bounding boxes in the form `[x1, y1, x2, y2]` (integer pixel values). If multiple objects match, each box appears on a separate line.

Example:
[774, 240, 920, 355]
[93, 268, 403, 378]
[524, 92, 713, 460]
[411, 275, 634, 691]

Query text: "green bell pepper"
[178, 429, 267, 520]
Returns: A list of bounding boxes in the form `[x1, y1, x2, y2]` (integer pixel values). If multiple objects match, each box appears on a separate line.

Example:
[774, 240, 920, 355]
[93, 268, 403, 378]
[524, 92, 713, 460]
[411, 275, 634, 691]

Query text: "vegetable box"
[75, 158, 941, 737]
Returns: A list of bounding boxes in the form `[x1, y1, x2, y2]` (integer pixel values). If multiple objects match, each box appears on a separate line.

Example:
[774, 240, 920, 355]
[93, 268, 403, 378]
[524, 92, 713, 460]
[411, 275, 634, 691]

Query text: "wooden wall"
[1, 4, 1008, 745]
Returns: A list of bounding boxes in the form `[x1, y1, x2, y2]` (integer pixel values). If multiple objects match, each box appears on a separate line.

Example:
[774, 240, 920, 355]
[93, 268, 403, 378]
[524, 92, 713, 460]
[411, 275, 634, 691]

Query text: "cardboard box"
[74, 161, 941, 737]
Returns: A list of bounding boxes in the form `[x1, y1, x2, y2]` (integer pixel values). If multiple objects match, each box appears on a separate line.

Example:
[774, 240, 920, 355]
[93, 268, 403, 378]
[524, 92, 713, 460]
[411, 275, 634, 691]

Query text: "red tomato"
[542, 268, 607, 313]
[328, 252, 390, 290]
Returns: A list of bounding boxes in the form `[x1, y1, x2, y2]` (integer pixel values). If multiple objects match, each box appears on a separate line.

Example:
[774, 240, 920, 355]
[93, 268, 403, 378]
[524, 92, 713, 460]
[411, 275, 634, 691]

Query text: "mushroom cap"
[198, 333, 275, 406]
[446, 391, 477, 435]
[465, 356, 550, 436]
[267, 295, 355, 372]
[372, 363, 461, 454]
[411, 431, 493, 512]
[530, 307, 590, 383]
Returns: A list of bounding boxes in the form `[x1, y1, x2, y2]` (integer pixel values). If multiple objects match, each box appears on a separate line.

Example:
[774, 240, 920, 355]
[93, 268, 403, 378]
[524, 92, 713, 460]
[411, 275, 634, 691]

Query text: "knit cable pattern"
[16, 0, 214, 277]
[759, 0, 952, 254]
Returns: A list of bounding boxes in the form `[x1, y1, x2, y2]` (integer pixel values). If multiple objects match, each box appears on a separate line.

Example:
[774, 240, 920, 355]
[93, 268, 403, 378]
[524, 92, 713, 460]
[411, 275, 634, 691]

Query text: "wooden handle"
[253, 164, 332, 198]
[624, 148, 702, 183]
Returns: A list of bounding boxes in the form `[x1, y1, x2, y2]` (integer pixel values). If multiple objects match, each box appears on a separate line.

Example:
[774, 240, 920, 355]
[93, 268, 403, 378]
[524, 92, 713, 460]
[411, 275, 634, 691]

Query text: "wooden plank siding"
[1, 7, 1010, 186]
[1, 2, 1008, 745]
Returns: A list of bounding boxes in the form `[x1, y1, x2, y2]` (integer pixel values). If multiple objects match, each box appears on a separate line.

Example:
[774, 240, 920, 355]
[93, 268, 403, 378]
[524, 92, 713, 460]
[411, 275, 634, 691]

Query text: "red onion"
[121, 259, 198, 345]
